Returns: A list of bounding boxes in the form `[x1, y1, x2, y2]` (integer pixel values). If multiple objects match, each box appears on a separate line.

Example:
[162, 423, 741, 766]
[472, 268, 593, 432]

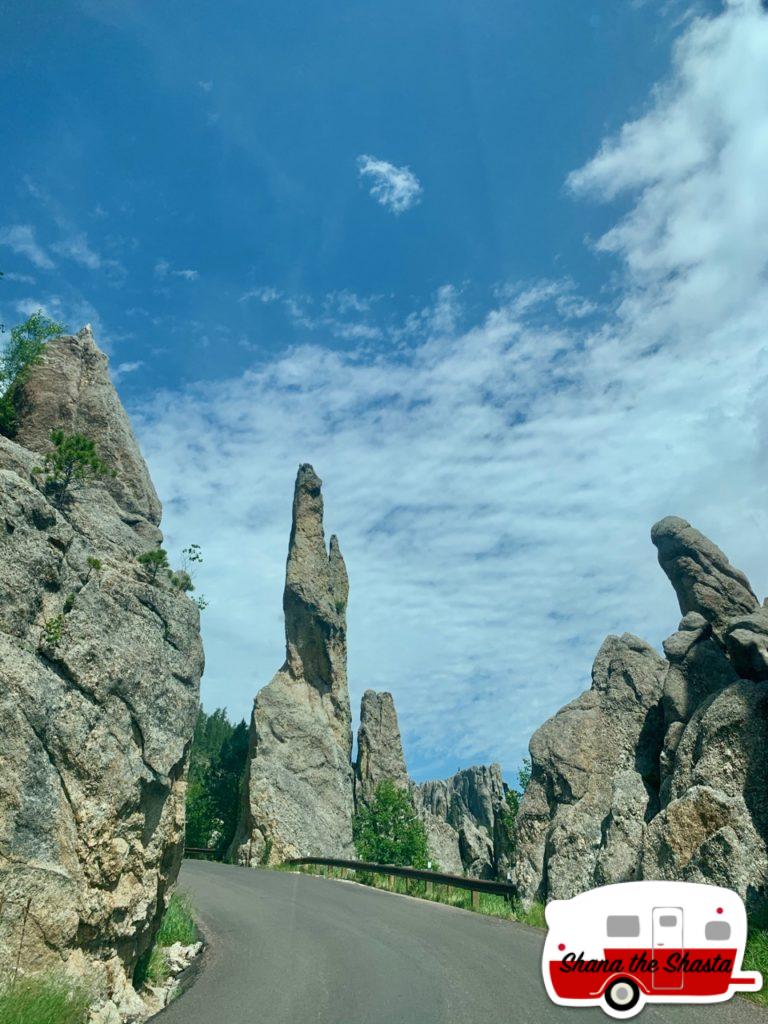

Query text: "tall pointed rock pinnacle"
[230, 464, 354, 864]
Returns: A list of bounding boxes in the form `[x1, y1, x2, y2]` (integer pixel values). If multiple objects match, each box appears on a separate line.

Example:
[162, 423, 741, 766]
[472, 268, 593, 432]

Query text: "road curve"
[159, 860, 764, 1024]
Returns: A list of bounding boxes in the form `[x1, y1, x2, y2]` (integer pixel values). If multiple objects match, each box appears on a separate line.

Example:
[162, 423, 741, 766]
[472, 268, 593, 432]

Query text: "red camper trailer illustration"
[542, 880, 762, 1018]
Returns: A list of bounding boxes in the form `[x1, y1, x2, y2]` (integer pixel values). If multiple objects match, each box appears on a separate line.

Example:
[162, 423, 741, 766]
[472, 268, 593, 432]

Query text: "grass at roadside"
[743, 924, 768, 1006]
[0, 976, 90, 1024]
[283, 862, 546, 928]
[134, 890, 198, 988]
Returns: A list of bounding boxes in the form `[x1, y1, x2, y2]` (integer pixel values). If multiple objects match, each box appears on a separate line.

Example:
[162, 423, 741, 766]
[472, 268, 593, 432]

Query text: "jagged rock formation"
[354, 689, 409, 806]
[230, 465, 355, 865]
[352, 688, 511, 878]
[514, 516, 768, 913]
[413, 765, 512, 878]
[0, 327, 204, 1017]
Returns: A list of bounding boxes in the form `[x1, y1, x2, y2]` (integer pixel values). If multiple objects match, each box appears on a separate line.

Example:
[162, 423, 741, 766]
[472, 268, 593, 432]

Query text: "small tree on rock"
[353, 780, 429, 867]
[138, 548, 170, 582]
[38, 430, 113, 508]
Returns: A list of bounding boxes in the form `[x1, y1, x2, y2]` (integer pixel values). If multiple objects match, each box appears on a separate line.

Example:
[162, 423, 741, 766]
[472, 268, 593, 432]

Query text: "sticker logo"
[542, 880, 762, 1018]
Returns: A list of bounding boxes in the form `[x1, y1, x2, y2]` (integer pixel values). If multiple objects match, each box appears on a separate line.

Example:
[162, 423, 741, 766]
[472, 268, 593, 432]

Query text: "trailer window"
[659, 915, 678, 927]
[705, 921, 731, 941]
[607, 915, 640, 937]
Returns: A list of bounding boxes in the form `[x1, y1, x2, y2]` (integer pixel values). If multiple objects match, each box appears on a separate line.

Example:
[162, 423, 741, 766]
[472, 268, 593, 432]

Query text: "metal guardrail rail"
[285, 856, 517, 905]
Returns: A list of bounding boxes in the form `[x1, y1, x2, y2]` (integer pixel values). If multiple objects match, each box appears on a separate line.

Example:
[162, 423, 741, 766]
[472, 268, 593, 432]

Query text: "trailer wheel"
[604, 978, 641, 1013]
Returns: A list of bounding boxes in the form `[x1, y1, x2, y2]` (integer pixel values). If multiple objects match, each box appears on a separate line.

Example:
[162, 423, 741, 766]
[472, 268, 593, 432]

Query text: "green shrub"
[137, 548, 169, 582]
[0, 975, 90, 1024]
[0, 312, 66, 437]
[41, 614, 63, 648]
[353, 780, 429, 867]
[39, 430, 113, 509]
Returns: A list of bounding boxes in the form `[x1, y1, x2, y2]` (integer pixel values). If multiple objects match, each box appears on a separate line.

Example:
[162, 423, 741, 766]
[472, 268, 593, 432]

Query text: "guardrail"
[285, 856, 516, 907]
[184, 846, 218, 859]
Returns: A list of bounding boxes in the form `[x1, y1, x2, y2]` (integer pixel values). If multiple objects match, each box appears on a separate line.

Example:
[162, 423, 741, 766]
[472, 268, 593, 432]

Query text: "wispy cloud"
[0, 224, 54, 269]
[239, 286, 281, 303]
[1, 271, 36, 284]
[135, 1, 768, 781]
[52, 233, 102, 270]
[154, 259, 199, 281]
[111, 360, 144, 383]
[357, 154, 423, 214]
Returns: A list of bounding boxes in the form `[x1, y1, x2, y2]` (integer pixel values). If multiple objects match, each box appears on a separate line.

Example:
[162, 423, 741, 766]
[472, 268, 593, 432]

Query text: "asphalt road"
[159, 860, 765, 1024]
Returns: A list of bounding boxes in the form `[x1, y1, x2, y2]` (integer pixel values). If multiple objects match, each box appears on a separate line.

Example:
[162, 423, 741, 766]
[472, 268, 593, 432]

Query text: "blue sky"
[2, 0, 767, 783]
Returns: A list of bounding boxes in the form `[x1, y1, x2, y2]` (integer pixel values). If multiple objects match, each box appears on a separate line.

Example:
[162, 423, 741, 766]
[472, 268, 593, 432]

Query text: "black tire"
[604, 978, 641, 1013]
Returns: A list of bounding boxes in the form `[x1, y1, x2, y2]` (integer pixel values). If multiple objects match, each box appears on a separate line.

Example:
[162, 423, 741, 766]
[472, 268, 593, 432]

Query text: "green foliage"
[170, 569, 194, 592]
[40, 430, 112, 509]
[138, 547, 169, 582]
[156, 891, 197, 946]
[353, 780, 429, 867]
[289, 862, 546, 928]
[182, 543, 203, 567]
[134, 891, 198, 988]
[0, 975, 90, 1024]
[186, 707, 249, 858]
[517, 756, 532, 792]
[0, 311, 65, 437]
[194, 595, 209, 611]
[86, 556, 102, 573]
[744, 924, 768, 1005]
[41, 614, 63, 648]
[499, 757, 532, 853]
[63, 592, 76, 613]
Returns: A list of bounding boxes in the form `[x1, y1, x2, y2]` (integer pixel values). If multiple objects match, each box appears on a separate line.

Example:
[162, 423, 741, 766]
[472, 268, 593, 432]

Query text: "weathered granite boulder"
[651, 516, 758, 638]
[354, 689, 409, 806]
[513, 635, 667, 902]
[413, 764, 512, 878]
[514, 517, 768, 914]
[229, 465, 355, 865]
[0, 329, 203, 1016]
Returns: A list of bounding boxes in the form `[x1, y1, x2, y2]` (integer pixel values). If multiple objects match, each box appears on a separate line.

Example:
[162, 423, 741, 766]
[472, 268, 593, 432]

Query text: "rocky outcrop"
[354, 689, 409, 806]
[514, 516, 768, 914]
[650, 516, 758, 637]
[0, 328, 204, 1017]
[513, 635, 667, 901]
[230, 465, 355, 865]
[413, 765, 512, 878]
[14, 326, 162, 543]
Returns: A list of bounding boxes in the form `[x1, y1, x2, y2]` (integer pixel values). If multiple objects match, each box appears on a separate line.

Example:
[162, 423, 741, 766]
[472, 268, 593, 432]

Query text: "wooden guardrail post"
[471, 889, 480, 909]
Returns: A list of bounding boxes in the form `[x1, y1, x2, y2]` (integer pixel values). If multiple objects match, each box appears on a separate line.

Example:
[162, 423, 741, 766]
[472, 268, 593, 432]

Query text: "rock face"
[230, 465, 355, 865]
[0, 329, 204, 1015]
[413, 765, 512, 878]
[354, 689, 409, 806]
[514, 516, 768, 914]
[14, 326, 162, 542]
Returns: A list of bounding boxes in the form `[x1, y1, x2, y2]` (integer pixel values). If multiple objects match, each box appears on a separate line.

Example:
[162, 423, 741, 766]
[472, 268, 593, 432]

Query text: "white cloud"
[111, 360, 144, 383]
[154, 259, 199, 281]
[52, 233, 102, 269]
[357, 154, 423, 214]
[0, 224, 54, 269]
[199, 80, 213, 92]
[2, 271, 36, 284]
[239, 286, 281, 303]
[135, 1, 768, 781]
